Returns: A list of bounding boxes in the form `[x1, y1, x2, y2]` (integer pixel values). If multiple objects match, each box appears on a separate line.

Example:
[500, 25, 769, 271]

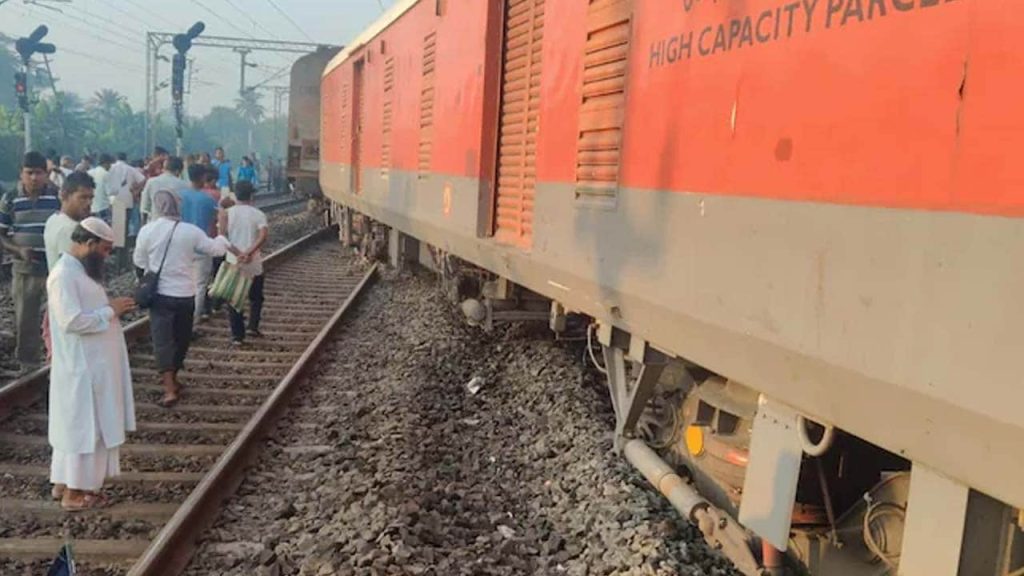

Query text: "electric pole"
[14, 25, 56, 151]
[268, 86, 289, 158]
[235, 48, 257, 95]
[235, 49, 260, 150]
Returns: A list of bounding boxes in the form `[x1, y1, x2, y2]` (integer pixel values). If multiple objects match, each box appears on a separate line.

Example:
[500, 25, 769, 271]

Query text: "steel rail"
[258, 197, 308, 214]
[0, 226, 335, 420]
[128, 262, 377, 575]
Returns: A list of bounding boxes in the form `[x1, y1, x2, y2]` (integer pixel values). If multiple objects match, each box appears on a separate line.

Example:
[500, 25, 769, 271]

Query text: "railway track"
[0, 230, 376, 575]
[253, 194, 306, 214]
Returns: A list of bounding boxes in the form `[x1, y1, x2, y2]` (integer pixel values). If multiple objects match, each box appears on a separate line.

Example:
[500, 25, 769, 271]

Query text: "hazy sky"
[0, 0, 397, 115]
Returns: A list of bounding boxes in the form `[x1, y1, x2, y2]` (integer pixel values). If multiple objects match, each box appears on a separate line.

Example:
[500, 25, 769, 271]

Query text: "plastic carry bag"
[208, 261, 253, 311]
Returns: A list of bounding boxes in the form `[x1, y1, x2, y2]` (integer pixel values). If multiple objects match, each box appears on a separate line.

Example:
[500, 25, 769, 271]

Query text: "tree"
[0, 36, 19, 112]
[32, 91, 89, 157]
[235, 89, 265, 150]
[91, 89, 128, 130]
[0, 79, 288, 182]
[0, 105, 22, 181]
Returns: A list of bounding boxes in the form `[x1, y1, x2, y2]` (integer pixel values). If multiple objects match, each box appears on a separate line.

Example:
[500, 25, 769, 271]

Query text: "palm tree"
[32, 91, 87, 154]
[91, 89, 128, 131]
[235, 89, 265, 150]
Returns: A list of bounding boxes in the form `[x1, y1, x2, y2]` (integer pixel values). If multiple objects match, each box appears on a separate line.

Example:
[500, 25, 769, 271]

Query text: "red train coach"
[321, 1, 1024, 574]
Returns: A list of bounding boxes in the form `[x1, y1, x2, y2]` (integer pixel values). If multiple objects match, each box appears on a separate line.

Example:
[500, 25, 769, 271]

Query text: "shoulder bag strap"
[155, 221, 179, 275]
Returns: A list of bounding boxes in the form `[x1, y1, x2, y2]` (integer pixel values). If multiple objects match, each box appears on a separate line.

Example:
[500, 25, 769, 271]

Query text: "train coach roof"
[324, 0, 420, 77]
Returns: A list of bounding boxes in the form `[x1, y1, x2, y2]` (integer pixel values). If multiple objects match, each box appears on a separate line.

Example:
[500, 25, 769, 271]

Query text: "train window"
[575, 0, 633, 208]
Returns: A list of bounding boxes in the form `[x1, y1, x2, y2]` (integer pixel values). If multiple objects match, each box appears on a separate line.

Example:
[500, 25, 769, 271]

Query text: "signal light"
[14, 72, 29, 112]
[171, 54, 185, 101]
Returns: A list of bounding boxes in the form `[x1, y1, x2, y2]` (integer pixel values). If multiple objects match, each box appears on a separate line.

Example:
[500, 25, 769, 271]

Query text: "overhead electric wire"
[75, 0, 237, 85]
[247, 62, 292, 91]
[91, 0, 166, 31]
[16, 2, 141, 53]
[48, 0, 150, 47]
[58, 45, 145, 74]
[189, 0, 297, 70]
[219, 0, 282, 41]
[263, 0, 315, 43]
[188, 0, 257, 39]
[93, 0, 245, 82]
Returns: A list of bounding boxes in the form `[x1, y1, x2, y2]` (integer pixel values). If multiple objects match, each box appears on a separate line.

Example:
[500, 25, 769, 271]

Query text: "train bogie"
[320, 1, 1024, 574]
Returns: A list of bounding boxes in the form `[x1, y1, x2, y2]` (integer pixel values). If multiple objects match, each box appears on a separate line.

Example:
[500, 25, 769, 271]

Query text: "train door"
[352, 58, 365, 194]
[493, 0, 545, 249]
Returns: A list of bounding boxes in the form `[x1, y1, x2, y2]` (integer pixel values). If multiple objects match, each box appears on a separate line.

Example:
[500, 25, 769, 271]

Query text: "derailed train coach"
[320, 1, 1024, 574]
[287, 46, 341, 197]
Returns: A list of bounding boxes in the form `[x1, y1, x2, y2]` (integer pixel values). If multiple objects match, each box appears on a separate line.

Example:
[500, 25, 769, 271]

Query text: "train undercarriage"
[329, 204, 1024, 576]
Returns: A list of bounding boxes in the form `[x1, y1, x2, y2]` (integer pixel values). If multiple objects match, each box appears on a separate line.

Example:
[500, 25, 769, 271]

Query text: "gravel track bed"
[138, 376, 278, 393]
[0, 443, 216, 474]
[131, 345, 301, 365]
[0, 511, 160, 542]
[126, 429, 239, 446]
[129, 362, 289, 381]
[0, 473, 188, 508]
[126, 407, 252, 425]
[3, 416, 238, 447]
[156, 390, 268, 408]
[2, 559, 125, 576]
[185, 271, 739, 576]
[0, 206, 323, 376]
[118, 453, 215, 474]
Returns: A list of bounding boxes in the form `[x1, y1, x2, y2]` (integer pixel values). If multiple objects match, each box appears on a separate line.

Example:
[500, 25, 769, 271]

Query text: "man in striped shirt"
[0, 152, 61, 371]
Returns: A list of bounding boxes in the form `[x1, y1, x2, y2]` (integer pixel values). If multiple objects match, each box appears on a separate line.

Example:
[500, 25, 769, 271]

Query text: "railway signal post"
[13, 25, 56, 151]
[171, 22, 205, 156]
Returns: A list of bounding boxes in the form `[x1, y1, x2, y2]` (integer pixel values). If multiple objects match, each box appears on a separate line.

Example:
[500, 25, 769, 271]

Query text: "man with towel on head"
[47, 217, 137, 511]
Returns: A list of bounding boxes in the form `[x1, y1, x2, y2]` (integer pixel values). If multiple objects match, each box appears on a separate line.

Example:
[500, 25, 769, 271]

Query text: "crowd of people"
[0, 145, 271, 511]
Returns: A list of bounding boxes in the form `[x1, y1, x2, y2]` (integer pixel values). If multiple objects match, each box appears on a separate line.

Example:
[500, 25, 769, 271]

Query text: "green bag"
[208, 262, 253, 311]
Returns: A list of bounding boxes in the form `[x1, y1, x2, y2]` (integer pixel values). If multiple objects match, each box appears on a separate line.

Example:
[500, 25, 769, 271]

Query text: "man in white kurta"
[47, 217, 137, 510]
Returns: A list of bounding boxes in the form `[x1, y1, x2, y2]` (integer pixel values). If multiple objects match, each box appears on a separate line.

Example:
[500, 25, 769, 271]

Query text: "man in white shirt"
[47, 217, 136, 510]
[48, 155, 71, 189]
[140, 156, 188, 224]
[44, 172, 96, 271]
[220, 181, 269, 344]
[74, 155, 92, 173]
[88, 154, 115, 223]
[43, 172, 97, 360]
[134, 190, 238, 407]
[107, 152, 145, 244]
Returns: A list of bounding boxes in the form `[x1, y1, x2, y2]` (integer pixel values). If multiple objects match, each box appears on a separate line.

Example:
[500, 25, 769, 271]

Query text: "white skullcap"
[80, 217, 115, 243]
